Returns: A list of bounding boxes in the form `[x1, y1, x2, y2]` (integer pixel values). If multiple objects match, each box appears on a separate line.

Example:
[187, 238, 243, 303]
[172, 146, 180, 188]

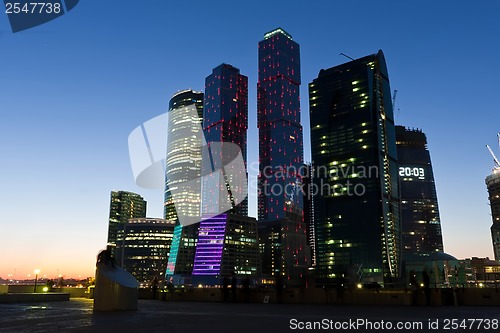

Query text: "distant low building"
[467, 257, 500, 285]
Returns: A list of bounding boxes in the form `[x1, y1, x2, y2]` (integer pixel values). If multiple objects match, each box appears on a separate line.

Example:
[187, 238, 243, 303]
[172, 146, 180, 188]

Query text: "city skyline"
[1, 1, 499, 279]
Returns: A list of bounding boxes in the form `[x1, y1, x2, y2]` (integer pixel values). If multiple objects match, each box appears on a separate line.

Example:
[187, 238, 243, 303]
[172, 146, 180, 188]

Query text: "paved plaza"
[0, 299, 499, 332]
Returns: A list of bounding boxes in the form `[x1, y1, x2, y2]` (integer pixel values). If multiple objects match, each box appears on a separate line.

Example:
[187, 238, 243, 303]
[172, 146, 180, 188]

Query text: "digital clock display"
[399, 166, 425, 179]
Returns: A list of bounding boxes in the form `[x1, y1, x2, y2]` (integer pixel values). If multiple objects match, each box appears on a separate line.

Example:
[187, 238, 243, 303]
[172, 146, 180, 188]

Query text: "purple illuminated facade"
[192, 213, 260, 278]
[192, 214, 227, 276]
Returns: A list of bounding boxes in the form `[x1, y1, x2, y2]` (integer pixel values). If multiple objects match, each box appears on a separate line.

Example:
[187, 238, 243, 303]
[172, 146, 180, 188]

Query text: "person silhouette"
[151, 276, 159, 300]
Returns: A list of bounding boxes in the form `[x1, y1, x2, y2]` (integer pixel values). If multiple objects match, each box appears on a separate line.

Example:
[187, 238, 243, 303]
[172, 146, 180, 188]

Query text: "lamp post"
[34, 269, 40, 293]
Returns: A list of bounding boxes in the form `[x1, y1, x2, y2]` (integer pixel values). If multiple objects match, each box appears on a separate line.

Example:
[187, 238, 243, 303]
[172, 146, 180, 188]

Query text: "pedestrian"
[151, 276, 159, 300]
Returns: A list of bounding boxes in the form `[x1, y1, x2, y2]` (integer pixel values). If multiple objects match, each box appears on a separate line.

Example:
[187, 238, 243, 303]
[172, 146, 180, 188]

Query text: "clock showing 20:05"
[399, 166, 425, 179]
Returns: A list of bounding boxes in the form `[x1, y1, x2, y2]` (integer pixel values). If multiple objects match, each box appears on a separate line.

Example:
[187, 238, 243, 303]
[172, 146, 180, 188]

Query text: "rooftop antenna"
[339, 53, 354, 61]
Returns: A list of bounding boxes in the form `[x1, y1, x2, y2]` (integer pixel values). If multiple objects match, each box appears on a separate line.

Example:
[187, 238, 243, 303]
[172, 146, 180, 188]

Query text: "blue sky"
[0, 1, 499, 278]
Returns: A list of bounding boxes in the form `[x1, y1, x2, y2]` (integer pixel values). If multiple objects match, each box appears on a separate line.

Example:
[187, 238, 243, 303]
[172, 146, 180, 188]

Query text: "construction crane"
[392, 89, 398, 110]
[486, 132, 500, 170]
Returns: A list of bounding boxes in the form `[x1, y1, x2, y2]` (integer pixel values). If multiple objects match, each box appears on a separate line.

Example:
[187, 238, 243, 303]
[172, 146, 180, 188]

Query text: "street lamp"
[34, 269, 40, 293]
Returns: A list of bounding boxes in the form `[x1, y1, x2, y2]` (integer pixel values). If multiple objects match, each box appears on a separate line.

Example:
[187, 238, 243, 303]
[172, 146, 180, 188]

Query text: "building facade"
[107, 191, 147, 255]
[309, 50, 401, 286]
[116, 218, 176, 285]
[396, 126, 444, 257]
[192, 214, 260, 283]
[164, 90, 204, 277]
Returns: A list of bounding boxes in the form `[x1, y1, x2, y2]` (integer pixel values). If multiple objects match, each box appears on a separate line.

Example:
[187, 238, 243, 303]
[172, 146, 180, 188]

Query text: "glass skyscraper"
[164, 90, 204, 277]
[395, 126, 444, 257]
[309, 50, 401, 286]
[190, 64, 261, 284]
[257, 28, 308, 285]
[163, 90, 204, 221]
[257, 28, 303, 221]
[107, 190, 146, 256]
[202, 63, 248, 216]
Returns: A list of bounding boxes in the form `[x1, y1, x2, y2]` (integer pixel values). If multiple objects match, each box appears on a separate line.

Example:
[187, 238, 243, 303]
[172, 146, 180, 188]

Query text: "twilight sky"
[0, 1, 499, 279]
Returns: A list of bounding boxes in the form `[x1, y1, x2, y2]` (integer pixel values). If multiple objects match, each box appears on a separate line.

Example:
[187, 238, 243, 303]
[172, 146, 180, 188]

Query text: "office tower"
[107, 191, 146, 255]
[202, 64, 248, 216]
[164, 90, 204, 278]
[257, 28, 304, 221]
[396, 126, 444, 257]
[257, 28, 308, 285]
[486, 167, 500, 261]
[309, 50, 401, 286]
[192, 214, 260, 283]
[164, 90, 204, 221]
[115, 218, 175, 285]
[191, 64, 259, 284]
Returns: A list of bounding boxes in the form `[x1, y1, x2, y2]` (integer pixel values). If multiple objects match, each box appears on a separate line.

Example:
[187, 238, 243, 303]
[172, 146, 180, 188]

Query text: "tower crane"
[486, 132, 500, 170]
[392, 89, 398, 110]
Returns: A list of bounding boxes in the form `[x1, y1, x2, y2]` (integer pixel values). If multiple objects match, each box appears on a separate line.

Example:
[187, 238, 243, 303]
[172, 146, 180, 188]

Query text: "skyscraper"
[396, 126, 444, 257]
[164, 90, 204, 278]
[107, 190, 146, 255]
[202, 64, 248, 216]
[257, 28, 308, 285]
[486, 135, 500, 261]
[163, 90, 204, 221]
[190, 64, 261, 284]
[257, 28, 303, 221]
[116, 218, 175, 285]
[309, 50, 401, 286]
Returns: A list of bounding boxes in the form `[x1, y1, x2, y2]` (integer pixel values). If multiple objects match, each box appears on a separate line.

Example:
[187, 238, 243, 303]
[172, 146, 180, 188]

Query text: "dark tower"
[309, 50, 401, 286]
[396, 126, 444, 257]
[486, 135, 500, 261]
[257, 28, 308, 285]
[202, 64, 248, 216]
[257, 28, 303, 221]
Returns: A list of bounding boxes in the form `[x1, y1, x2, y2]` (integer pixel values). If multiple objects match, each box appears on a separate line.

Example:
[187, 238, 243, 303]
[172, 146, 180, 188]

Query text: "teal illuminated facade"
[309, 50, 401, 286]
